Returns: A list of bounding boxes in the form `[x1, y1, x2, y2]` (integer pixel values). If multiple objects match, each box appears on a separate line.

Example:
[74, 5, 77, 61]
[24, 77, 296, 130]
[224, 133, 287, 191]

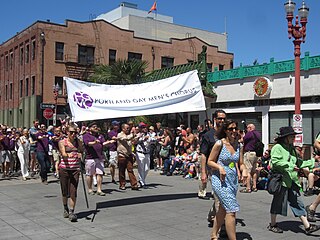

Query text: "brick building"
[0, 3, 233, 127]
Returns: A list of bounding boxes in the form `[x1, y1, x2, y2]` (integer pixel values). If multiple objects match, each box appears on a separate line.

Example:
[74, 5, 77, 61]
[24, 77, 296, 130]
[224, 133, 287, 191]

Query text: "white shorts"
[109, 151, 118, 166]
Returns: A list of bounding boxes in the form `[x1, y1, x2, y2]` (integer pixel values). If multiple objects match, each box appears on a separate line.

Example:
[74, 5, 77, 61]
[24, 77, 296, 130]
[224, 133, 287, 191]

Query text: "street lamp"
[53, 83, 61, 126]
[284, 0, 309, 147]
[284, 0, 309, 114]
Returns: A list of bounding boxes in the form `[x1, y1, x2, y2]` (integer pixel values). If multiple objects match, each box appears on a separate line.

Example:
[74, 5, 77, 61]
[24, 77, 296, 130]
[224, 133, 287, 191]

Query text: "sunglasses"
[69, 131, 77, 134]
[227, 127, 238, 131]
[216, 117, 226, 120]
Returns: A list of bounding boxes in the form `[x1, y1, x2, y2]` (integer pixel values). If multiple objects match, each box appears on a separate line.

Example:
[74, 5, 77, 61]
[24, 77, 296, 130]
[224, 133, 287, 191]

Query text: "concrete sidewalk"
[0, 170, 319, 240]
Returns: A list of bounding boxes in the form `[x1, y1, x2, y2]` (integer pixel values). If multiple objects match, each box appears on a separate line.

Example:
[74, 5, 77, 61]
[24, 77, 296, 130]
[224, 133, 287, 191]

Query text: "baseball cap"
[139, 122, 147, 128]
[111, 120, 120, 126]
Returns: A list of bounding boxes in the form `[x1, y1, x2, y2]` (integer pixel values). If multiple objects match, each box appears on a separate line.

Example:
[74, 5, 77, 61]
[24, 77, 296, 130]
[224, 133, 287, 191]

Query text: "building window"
[230, 60, 234, 69]
[109, 49, 116, 65]
[31, 40, 36, 60]
[161, 56, 174, 69]
[128, 52, 142, 61]
[20, 47, 24, 65]
[20, 80, 23, 98]
[26, 78, 29, 96]
[55, 42, 64, 61]
[219, 64, 224, 71]
[5, 55, 8, 71]
[54, 77, 63, 95]
[10, 52, 13, 70]
[9, 83, 13, 100]
[207, 63, 213, 72]
[5, 85, 8, 101]
[25, 44, 30, 63]
[187, 59, 194, 63]
[31, 76, 35, 95]
[78, 45, 95, 65]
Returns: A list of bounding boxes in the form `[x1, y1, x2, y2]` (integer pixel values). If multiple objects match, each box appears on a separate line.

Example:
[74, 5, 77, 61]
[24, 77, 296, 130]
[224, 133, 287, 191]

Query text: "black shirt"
[200, 128, 218, 160]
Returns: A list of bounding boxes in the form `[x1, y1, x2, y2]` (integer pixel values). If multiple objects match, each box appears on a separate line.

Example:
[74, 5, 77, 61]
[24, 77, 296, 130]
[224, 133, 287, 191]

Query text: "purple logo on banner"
[73, 91, 93, 109]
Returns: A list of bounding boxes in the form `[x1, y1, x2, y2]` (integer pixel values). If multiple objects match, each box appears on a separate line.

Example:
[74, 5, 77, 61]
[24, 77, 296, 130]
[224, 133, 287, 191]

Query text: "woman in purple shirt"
[35, 124, 50, 185]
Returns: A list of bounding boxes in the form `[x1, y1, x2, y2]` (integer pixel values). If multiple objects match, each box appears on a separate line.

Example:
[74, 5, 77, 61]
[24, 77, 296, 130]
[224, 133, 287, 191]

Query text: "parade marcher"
[207, 120, 248, 240]
[51, 127, 64, 179]
[241, 123, 262, 193]
[199, 110, 226, 200]
[268, 126, 320, 235]
[58, 125, 84, 222]
[0, 127, 12, 178]
[83, 122, 114, 196]
[29, 119, 39, 177]
[117, 123, 139, 190]
[107, 120, 120, 184]
[135, 122, 153, 188]
[16, 129, 30, 180]
[35, 124, 51, 185]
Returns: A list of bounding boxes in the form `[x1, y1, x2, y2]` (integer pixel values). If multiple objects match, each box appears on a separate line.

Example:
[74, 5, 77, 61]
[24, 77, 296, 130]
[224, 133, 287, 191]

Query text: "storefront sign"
[253, 77, 272, 97]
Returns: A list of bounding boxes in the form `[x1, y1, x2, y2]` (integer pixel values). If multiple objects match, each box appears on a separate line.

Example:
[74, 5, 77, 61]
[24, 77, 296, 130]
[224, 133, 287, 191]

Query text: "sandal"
[240, 188, 252, 193]
[252, 188, 258, 192]
[96, 191, 106, 196]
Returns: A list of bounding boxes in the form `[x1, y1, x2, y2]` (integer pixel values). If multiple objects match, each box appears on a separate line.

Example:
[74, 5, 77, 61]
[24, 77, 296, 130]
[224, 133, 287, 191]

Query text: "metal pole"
[81, 153, 89, 208]
[294, 40, 301, 114]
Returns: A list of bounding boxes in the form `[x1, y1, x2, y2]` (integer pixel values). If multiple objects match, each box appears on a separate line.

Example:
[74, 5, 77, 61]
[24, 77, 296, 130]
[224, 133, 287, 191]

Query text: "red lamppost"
[284, 0, 309, 114]
[284, 0, 309, 146]
[53, 83, 61, 126]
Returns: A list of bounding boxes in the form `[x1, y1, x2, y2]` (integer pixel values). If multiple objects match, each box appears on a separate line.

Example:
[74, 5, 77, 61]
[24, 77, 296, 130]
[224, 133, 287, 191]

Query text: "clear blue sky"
[1, 0, 319, 67]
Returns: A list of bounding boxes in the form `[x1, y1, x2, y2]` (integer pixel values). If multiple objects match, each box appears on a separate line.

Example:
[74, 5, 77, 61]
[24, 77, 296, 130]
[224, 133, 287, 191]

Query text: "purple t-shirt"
[243, 130, 261, 152]
[1, 135, 10, 150]
[35, 131, 49, 152]
[108, 130, 118, 151]
[83, 132, 105, 160]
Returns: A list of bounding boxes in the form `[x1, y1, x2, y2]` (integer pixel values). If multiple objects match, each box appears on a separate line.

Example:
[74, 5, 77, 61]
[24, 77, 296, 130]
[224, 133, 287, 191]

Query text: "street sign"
[293, 114, 303, 147]
[43, 108, 54, 120]
[293, 114, 302, 128]
[40, 103, 55, 109]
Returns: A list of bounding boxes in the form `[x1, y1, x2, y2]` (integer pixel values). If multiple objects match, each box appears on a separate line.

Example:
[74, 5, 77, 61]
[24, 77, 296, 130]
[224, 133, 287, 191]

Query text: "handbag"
[160, 146, 170, 158]
[267, 173, 283, 195]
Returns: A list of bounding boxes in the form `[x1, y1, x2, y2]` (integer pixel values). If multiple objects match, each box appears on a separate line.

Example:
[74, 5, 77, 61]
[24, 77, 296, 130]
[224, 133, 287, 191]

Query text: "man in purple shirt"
[35, 124, 51, 185]
[83, 122, 114, 196]
[241, 123, 262, 193]
[1, 127, 13, 178]
[107, 121, 120, 184]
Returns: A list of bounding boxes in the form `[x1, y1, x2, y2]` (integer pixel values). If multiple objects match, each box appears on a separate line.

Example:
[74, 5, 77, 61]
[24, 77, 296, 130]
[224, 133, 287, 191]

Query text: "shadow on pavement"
[96, 192, 197, 209]
[278, 220, 320, 237]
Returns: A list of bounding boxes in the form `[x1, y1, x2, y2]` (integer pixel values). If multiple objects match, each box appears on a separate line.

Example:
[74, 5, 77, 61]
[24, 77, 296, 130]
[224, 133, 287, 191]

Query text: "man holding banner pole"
[83, 122, 115, 196]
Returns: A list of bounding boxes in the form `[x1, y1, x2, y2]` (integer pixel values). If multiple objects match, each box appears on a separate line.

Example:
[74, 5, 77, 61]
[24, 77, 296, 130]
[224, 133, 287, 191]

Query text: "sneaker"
[185, 175, 192, 179]
[306, 205, 317, 222]
[68, 212, 77, 222]
[63, 209, 69, 218]
[42, 180, 48, 185]
[88, 191, 95, 195]
[267, 223, 283, 233]
[111, 180, 117, 185]
[305, 224, 320, 235]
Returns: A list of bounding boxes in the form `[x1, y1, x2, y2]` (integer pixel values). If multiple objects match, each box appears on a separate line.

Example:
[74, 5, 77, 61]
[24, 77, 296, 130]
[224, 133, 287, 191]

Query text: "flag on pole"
[148, 1, 157, 14]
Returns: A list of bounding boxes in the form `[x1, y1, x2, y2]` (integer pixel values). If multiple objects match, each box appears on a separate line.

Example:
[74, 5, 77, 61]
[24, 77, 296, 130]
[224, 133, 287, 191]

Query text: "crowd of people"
[1, 111, 320, 238]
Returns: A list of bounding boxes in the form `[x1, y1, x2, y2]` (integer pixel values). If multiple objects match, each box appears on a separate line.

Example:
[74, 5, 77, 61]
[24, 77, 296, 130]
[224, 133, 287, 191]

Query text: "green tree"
[89, 59, 148, 84]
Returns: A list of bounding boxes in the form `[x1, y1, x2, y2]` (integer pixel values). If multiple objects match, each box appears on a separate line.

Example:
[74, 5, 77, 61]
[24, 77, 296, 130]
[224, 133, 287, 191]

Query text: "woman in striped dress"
[58, 125, 83, 222]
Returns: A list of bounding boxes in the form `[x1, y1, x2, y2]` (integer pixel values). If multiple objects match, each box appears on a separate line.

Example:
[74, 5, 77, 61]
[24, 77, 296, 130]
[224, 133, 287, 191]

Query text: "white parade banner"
[64, 70, 206, 122]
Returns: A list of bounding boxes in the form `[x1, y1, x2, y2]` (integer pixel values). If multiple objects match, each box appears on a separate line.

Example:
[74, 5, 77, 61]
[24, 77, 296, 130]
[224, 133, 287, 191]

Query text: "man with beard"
[117, 123, 139, 190]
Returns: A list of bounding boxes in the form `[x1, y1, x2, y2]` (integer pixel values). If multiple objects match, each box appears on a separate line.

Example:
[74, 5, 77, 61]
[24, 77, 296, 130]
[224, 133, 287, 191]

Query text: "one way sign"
[40, 103, 55, 109]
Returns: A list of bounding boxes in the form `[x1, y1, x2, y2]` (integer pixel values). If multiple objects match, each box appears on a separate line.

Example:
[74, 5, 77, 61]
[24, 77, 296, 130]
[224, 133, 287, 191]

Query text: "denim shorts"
[270, 183, 306, 217]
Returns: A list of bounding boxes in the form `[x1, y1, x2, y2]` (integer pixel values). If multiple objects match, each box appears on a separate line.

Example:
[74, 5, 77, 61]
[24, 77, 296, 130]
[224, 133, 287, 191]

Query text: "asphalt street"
[0, 169, 319, 240]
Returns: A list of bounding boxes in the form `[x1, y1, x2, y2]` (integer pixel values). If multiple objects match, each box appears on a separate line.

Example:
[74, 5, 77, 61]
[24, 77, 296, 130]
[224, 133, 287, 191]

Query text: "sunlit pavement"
[0, 169, 319, 240]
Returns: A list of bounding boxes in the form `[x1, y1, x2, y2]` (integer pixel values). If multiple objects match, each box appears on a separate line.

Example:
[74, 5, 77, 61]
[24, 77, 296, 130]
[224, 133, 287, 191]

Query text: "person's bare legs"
[86, 175, 93, 193]
[225, 212, 236, 240]
[211, 205, 226, 240]
[96, 174, 103, 193]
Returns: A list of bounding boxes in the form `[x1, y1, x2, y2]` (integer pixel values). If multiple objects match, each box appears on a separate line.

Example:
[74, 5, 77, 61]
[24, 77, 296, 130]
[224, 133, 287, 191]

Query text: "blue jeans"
[36, 151, 51, 181]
